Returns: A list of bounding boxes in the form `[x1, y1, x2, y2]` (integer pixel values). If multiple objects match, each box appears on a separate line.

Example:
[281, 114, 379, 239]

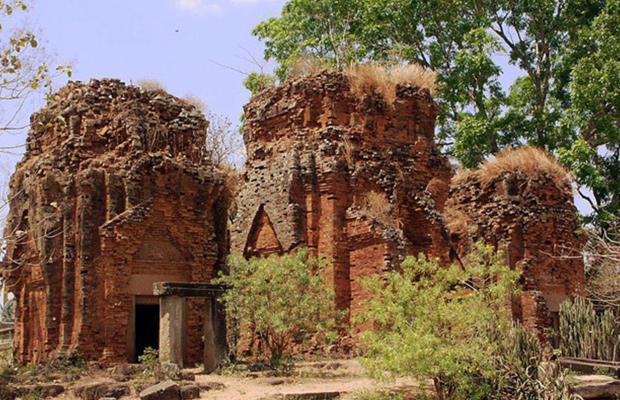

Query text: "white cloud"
[174, 0, 222, 12]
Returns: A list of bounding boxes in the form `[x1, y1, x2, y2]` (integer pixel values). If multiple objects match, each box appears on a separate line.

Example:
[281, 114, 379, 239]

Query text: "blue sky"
[31, 0, 286, 118]
[0, 0, 285, 164]
[0, 0, 593, 214]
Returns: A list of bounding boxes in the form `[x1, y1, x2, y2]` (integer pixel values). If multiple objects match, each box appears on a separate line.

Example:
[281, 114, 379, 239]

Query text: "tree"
[557, 0, 620, 228]
[0, 0, 71, 146]
[182, 94, 244, 168]
[216, 249, 341, 365]
[253, 0, 619, 228]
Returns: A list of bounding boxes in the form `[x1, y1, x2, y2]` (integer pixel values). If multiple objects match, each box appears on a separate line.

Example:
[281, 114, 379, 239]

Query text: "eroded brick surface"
[231, 72, 453, 321]
[445, 170, 585, 334]
[232, 71, 586, 339]
[2, 79, 230, 364]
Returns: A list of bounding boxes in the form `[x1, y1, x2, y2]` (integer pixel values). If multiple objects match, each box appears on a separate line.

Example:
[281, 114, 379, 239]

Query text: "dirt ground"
[1, 357, 425, 400]
[191, 359, 423, 399]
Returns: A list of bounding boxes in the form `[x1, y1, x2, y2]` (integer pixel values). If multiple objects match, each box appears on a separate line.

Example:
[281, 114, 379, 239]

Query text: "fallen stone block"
[139, 380, 180, 400]
[41, 384, 65, 398]
[179, 385, 199, 400]
[572, 376, 620, 399]
[74, 382, 130, 400]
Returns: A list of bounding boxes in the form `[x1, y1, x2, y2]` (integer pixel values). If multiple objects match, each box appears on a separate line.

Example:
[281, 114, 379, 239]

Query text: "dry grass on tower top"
[453, 147, 572, 189]
[289, 59, 437, 103]
[345, 63, 437, 103]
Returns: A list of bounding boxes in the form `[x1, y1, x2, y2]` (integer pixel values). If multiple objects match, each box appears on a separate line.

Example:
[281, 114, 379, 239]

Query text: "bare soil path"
[192, 359, 423, 400]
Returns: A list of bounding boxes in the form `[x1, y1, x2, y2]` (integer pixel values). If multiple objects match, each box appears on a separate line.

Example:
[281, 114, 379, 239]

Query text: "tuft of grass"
[443, 207, 470, 238]
[355, 191, 401, 230]
[182, 94, 207, 112]
[289, 56, 332, 79]
[453, 147, 571, 189]
[137, 78, 167, 92]
[345, 63, 437, 103]
[287, 60, 437, 104]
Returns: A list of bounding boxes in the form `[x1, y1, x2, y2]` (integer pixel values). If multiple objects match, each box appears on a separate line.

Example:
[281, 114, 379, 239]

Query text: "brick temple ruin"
[1, 71, 586, 366]
[232, 71, 453, 320]
[1, 80, 230, 366]
[446, 152, 586, 333]
[233, 71, 585, 333]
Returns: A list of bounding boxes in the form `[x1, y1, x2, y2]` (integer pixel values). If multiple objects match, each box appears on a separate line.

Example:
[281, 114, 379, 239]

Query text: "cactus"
[559, 297, 619, 361]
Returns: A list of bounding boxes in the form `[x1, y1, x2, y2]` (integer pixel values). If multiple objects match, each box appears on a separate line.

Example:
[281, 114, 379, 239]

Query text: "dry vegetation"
[136, 78, 167, 92]
[453, 147, 571, 189]
[346, 63, 437, 103]
[355, 191, 401, 229]
[289, 59, 437, 103]
[443, 207, 470, 237]
[288, 57, 332, 79]
[181, 93, 207, 111]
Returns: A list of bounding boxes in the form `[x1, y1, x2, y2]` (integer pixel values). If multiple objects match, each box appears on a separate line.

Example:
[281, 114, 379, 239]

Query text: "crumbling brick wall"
[445, 157, 586, 335]
[2, 79, 230, 364]
[231, 71, 453, 321]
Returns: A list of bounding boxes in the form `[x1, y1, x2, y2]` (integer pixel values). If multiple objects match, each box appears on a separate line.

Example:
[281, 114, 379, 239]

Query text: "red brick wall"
[3, 79, 230, 365]
[232, 72, 453, 326]
[445, 171, 585, 334]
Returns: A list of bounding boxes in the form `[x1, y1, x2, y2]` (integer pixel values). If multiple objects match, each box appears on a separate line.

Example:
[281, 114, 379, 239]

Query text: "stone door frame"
[153, 282, 227, 372]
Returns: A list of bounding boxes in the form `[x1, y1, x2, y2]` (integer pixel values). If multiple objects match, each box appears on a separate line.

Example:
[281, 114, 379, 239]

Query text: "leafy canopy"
[252, 0, 620, 229]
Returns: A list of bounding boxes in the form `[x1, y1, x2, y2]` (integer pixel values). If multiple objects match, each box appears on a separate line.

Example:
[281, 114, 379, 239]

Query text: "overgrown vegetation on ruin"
[354, 191, 401, 230]
[453, 147, 572, 189]
[216, 249, 342, 367]
[287, 60, 437, 101]
[357, 242, 579, 400]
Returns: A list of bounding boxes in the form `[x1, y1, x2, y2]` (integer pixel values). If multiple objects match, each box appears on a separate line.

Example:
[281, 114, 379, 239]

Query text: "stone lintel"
[153, 282, 227, 297]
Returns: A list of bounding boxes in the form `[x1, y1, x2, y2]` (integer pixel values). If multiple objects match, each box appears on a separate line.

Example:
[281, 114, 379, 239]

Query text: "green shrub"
[138, 347, 159, 372]
[216, 248, 342, 366]
[357, 242, 520, 399]
[357, 241, 581, 400]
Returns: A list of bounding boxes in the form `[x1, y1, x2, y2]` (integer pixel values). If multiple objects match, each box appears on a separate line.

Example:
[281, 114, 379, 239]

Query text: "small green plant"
[48, 354, 87, 374]
[216, 248, 342, 367]
[138, 347, 159, 373]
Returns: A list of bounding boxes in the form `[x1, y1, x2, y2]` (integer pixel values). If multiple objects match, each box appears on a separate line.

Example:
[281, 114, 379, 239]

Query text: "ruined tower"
[2, 79, 230, 364]
[445, 148, 586, 333]
[232, 71, 453, 319]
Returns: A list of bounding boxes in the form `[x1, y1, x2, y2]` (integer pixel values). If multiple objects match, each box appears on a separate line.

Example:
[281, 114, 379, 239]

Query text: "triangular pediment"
[134, 227, 185, 263]
[245, 205, 283, 258]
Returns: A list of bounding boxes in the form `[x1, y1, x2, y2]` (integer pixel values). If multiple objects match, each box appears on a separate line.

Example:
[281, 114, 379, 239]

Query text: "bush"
[216, 249, 341, 365]
[357, 242, 520, 399]
[357, 242, 581, 400]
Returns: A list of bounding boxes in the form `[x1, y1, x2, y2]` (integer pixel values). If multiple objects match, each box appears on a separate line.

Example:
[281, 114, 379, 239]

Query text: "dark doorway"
[135, 304, 159, 359]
